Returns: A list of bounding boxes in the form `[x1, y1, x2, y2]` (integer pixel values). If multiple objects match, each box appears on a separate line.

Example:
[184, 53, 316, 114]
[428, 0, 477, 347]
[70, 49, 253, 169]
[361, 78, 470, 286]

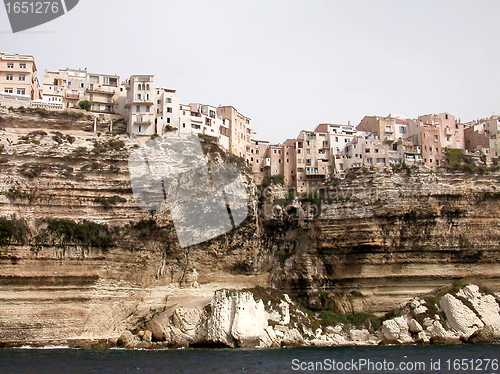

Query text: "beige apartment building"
[315, 123, 356, 172]
[357, 115, 408, 143]
[217, 106, 253, 162]
[0, 52, 40, 100]
[43, 68, 120, 113]
[282, 139, 297, 188]
[294, 130, 332, 193]
[343, 135, 390, 170]
[464, 116, 500, 157]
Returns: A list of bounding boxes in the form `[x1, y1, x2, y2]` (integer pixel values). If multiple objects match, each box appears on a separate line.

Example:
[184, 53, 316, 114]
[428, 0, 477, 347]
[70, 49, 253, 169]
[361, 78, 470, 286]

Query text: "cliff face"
[264, 167, 500, 315]
[0, 109, 263, 346]
[0, 109, 499, 346]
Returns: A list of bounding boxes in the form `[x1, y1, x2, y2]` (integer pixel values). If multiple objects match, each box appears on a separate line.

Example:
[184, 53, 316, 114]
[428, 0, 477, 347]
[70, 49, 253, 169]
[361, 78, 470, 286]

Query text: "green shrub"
[78, 100, 91, 111]
[0, 217, 29, 245]
[94, 195, 127, 209]
[41, 219, 113, 249]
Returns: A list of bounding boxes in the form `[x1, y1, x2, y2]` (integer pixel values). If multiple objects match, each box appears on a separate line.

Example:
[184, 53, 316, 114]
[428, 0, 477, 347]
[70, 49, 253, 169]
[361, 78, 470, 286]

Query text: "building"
[294, 130, 333, 193]
[314, 123, 356, 172]
[217, 106, 253, 162]
[344, 134, 390, 170]
[357, 115, 408, 143]
[122, 75, 180, 136]
[464, 116, 500, 157]
[0, 52, 40, 100]
[42, 68, 120, 113]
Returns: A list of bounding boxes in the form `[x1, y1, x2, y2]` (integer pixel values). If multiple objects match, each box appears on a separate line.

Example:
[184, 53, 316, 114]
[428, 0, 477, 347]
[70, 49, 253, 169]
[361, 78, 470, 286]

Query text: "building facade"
[0, 52, 40, 100]
[42, 68, 120, 113]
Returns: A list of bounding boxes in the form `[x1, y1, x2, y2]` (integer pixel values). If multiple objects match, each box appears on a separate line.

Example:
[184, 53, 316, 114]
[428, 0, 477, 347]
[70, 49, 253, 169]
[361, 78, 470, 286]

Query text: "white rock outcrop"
[207, 290, 269, 347]
[439, 294, 484, 338]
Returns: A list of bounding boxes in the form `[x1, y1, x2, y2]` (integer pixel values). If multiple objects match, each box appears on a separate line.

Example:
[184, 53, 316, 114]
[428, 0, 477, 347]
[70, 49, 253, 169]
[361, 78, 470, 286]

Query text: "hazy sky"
[2, 0, 499, 143]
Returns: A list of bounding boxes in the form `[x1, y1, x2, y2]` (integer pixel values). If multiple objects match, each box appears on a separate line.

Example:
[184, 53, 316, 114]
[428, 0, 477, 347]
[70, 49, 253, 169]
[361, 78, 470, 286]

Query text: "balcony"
[134, 121, 152, 126]
[86, 86, 116, 94]
[385, 126, 394, 133]
[89, 97, 115, 105]
[65, 93, 79, 100]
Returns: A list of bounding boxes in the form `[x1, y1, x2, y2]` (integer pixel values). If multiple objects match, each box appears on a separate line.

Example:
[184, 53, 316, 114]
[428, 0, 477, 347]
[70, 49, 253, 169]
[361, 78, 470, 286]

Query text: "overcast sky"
[2, 0, 499, 143]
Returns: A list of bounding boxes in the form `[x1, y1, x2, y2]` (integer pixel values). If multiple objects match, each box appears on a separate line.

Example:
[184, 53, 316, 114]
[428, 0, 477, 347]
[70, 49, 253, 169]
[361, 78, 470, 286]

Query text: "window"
[182, 123, 185, 128]
[434, 135, 439, 142]
[80, 82, 85, 88]
[166, 118, 170, 123]
[166, 98, 172, 103]
[67, 81, 72, 86]
[146, 84, 150, 90]
[4, 88, 13, 93]
[136, 94, 142, 100]
[376, 158, 385, 164]
[400, 126, 407, 134]
[136, 105, 141, 112]
[145, 105, 150, 112]
[7, 63, 13, 68]
[306, 149, 311, 154]
[6, 74, 13, 81]
[138, 84, 142, 91]
[455, 124, 459, 129]
[17, 88, 25, 95]
[367, 158, 372, 163]
[89, 76, 99, 84]
[19, 63, 26, 69]
[445, 114, 449, 120]
[136, 116, 143, 122]
[167, 107, 172, 113]
[145, 94, 150, 100]
[157, 100, 161, 104]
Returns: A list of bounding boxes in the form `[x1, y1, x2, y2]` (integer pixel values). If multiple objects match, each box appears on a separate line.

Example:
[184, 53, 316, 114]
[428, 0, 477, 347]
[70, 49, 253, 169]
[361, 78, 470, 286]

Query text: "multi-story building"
[282, 139, 297, 188]
[124, 75, 156, 135]
[464, 116, 500, 157]
[0, 52, 40, 100]
[43, 68, 120, 113]
[294, 130, 332, 193]
[405, 113, 464, 167]
[314, 123, 356, 172]
[122, 75, 180, 136]
[357, 115, 408, 143]
[217, 106, 253, 162]
[343, 135, 390, 170]
[392, 139, 423, 165]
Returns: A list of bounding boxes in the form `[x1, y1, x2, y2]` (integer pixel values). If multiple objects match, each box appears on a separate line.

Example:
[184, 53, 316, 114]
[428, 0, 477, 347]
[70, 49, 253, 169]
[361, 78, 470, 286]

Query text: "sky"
[1, 0, 499, 143]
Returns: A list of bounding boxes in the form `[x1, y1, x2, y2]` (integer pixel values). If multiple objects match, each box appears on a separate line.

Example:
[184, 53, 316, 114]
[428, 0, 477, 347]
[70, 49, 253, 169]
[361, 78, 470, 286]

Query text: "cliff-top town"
[1, 52, 499, 193]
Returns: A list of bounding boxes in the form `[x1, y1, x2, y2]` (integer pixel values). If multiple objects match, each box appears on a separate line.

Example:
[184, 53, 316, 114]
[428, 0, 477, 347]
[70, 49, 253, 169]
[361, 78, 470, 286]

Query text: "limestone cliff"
[0, 108, 499, 347]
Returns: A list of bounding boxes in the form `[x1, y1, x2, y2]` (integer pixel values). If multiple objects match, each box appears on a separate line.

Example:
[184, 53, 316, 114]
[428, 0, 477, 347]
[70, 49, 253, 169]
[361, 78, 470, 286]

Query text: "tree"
[78, 100, 91, 111]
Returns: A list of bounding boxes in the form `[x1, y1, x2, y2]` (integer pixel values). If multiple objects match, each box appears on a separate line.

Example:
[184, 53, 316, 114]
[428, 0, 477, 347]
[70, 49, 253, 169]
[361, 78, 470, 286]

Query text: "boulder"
[116, 331, 134, 347]
[457, 285, 500, 336]
[408, 319, 423, 333]
[439, 294, 484, 338]
[146, 308, 176, 342]
[349, 329, 370, 342]
[172, 308, 203, 333]
[143, 330, 152, 343]
[381, 316, 412, 343]
[282, 328, 305, 347]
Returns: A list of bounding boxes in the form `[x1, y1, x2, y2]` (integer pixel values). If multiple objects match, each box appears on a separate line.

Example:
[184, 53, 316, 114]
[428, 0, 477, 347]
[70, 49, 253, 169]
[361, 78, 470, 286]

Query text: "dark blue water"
[0, 344, 498, 374]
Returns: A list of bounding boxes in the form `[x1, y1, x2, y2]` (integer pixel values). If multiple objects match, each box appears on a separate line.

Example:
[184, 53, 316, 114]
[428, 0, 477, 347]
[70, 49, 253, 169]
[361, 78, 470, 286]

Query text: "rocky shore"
[110, 283, 500, 349]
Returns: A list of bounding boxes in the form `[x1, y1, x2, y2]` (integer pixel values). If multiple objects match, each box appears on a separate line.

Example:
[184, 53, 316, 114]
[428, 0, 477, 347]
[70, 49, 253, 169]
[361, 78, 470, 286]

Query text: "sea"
[0, 344, 498, 374]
